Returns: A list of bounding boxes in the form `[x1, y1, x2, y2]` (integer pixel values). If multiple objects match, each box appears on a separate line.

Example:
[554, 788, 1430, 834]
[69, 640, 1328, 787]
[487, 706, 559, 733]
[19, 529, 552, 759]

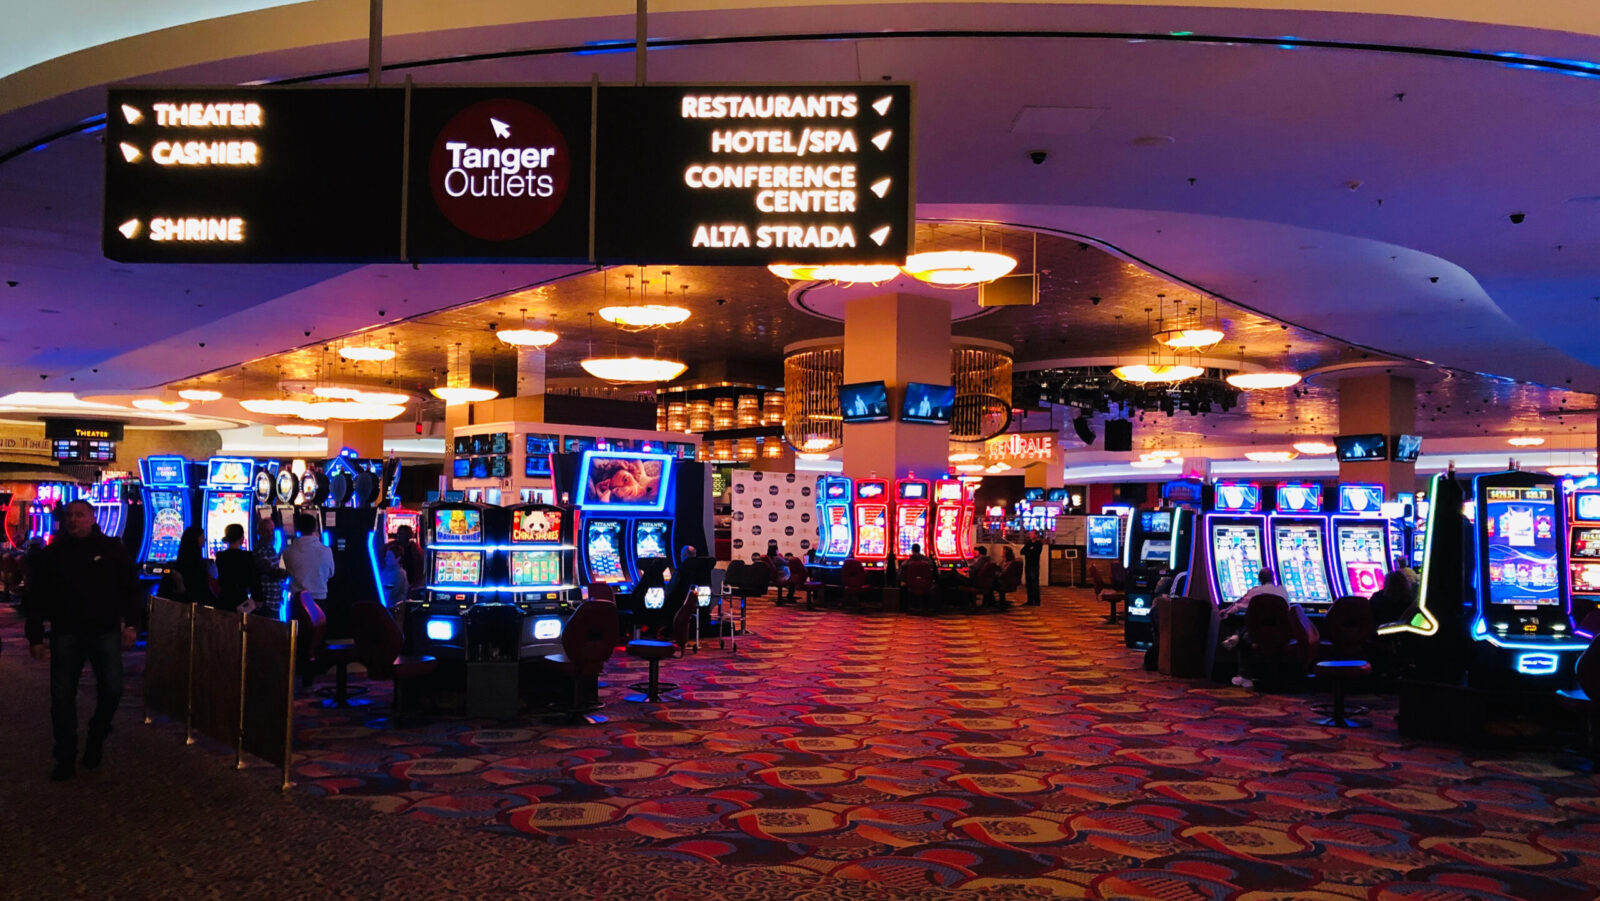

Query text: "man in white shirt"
[281, 512, 335, 604]
[1221, 568, 1286, 618]
[1219, 568, 1286, 689]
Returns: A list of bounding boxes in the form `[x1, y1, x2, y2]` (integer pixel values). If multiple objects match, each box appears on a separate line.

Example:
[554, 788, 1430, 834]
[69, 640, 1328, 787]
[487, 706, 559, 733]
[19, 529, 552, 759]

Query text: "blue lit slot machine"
[137, 455, 194, 581]
[27, 483, 76, 543]
[501, 503, 579, 654]
[419, 502, 487, 657]
[1468, 471, 1585, 687]
[852, 478, 889, 568]
[816, 475, 855, 564]
[201, 456, 256, 557]
[574, 450, 676, 593]
[1329, 483, 1393, 599]
[1193, 481, 1268, 609]
[1121, 506, 1192, 648]
[1267, 481, 1336, 615]
[893, 477, 931, 561]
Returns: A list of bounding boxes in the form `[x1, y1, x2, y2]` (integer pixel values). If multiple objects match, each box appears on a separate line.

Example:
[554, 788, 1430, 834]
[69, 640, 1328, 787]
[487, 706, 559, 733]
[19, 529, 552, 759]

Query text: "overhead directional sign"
[595, 84, 914, 264]
[104, 87, 405, 263]
[103, 82, 914, 265]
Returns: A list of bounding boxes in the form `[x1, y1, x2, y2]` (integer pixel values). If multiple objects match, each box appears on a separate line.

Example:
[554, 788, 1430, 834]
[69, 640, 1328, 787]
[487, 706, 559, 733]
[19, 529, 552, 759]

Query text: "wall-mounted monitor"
[1391, 434, 1422, 463]
[490, 432, 510, 454]
[490, 455, 510, 478]
[576, 451, 673, 512]
[1575, 491, 1600, 523]
[839, 381, 890, 423]
[1023, 488, 1045, 501]
[1086, 515, 1121, 559]
[1335, 433, 1389, 462]
[900, 382, 955, 424]
[470, 457, 489, 479]
[452, 436, 471, 455]
[563, 435, 596, 454]
[452, 458, 471, 479]
[1046, 488, 1069, 503]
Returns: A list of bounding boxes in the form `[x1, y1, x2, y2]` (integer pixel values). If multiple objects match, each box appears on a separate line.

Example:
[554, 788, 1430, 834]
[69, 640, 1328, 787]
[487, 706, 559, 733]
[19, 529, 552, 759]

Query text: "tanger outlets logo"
[429, 99, 570, 242]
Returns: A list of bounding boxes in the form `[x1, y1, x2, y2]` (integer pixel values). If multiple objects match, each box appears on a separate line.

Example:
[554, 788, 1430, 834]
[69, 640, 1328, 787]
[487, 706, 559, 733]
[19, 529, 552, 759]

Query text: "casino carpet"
[4, 588, 1600, 900]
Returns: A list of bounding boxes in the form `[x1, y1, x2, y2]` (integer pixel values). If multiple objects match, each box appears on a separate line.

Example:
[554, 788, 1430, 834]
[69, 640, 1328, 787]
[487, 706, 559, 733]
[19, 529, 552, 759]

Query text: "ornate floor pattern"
[281, 588, 1600, 900]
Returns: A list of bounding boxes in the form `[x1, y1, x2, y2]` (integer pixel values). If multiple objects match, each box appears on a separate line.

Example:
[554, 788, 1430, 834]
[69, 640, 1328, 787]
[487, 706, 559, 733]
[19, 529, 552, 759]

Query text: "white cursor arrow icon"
[490, 118, 510, 139]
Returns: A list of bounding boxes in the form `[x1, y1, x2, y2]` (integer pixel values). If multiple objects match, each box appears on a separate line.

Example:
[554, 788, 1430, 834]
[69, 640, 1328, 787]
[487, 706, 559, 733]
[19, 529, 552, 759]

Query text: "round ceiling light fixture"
[795, 452, 832, 461]
[768, 263, 903, 283]
[131, 398, 189, 411]
[957, 474, 984, 483]
[498, 328, 560, 348]
[338, 345, 395, 362]
[429, 386, 500, 405]
[313, 386, 362, 399]
[274, 424, 325, 436]
[177, 389, 223, 402]
[1508, 436, 1546, 447]
[240, 398, 311, 416]
[1143, 449, 1181, 459]
[901, 250, 1017, 286]
[351, 390, 411, 406]
[1293, 440, 1337, 455]
[1244, 450, 1298, 463]
[948, 451, 981, 462]
[954, 463, 986, 473]
[801, 437, 838, 452]
[1111, 363, 1205, 384]
[1227, 371, 1303, 390]
[298, 401, 406, 421]
[984, 462, 1012, 473]
[598, 305, 691, 329]
[1152, 327, 1225, 350]
[579, 356, 687, 384]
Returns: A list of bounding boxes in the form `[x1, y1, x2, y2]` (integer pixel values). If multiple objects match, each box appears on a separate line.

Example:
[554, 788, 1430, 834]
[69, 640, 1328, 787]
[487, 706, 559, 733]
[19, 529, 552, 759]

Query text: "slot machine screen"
[511, 508, 562, 543]
[432, 550, 482, 587]
[859, 482, 885, 499]
[856, 507, 887, 557]
[1577, 493, 1600, 522]
[1086, 516, 1121, 559]
[1210, 523, 1265, 605]
[1141, 540, 1171, 563]
[826, 505, 855, 556]
[901, 481, 928, 501]
[509, 550, 562, 586]
[1482, 485, 1560, 606]
[433, 508, 482, 544]
[1336, 523, 1388, 596]
[694, 585, 712, 608]
[1338, 484, 1385, 514]
[452, 458, 472, 478]
[207, 458, 252, 488]
[1139, 511, 1172, 534]
[932, 507, 961, 558]
[644, 586, 666, 609]
[1272, 524, 1332, 605]
[1572, 526, 1600, 559]
[634, 520, 670, 560]
[1275, 482, 1323, 514]
[149, 457, 187, 485]
[203, 491, 252, 557]
[585, 520, 626, 583]
[145, 491, 187, 563]
[579, 452, 671, 511]
[385, 511, 419, 540]
[1572, 562, 1600, 594]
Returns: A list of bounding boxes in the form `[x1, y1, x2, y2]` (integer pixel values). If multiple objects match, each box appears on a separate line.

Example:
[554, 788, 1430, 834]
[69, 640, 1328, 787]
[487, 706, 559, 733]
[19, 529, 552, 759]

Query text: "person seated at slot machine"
[1370, 566, 1415, 628]
[782, 553, 808, 603]
[170, 527, 216, 607]
[898, 544, 936, 612]
[1390, 555, 1419, 592]
[959, 547, 999, 609]
[387, 525, 424, 596]
[1220, 568, 1285, 619]
[213, 523, 259, 613]
[654, 546, 713, 637]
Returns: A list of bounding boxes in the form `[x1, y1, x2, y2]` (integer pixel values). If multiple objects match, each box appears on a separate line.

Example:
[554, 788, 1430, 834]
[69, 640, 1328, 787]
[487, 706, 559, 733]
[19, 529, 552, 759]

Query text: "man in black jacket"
[25, 499, 143, 781]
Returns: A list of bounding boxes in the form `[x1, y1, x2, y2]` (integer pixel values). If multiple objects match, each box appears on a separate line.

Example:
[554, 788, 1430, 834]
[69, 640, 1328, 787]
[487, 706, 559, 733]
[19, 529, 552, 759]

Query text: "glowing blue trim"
[574, 450, 675, 513]
[320, 532, 331, 547]
[367, 526, 386, 607]
[1122, 513, 1136, 570]
[1515, 653, 1560, 676]
[425, 618, 456, 641]
[1477, 631, 1588, 652]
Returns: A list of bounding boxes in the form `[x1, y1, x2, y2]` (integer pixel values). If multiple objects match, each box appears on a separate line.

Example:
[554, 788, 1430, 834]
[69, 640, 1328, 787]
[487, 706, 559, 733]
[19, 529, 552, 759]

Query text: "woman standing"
[172, 527, 216, 607]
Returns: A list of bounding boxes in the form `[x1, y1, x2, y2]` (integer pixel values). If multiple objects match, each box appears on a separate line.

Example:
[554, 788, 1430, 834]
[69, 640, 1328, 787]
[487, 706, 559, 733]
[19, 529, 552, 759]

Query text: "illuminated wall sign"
[406, 87, 592, 261]
[986, 432, 1056, 464]
[594, 84, 914, 264]
[104, 87, 405, 262]
[43, 418, 125, 441]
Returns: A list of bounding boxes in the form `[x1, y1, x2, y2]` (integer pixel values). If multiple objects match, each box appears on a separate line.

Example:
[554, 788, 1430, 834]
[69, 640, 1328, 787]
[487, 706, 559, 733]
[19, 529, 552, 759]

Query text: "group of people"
[898, 530, 1046, 612]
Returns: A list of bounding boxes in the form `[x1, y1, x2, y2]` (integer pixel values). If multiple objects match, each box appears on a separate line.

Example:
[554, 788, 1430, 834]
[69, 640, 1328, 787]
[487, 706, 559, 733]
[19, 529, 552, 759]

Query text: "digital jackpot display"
[856, 506, 887, 558]
[1273, 523, 1332, 606]
[1211, 523, 1265, 605]
[1336, 523, 1389, 596]
[1482, 485, 1560, 606]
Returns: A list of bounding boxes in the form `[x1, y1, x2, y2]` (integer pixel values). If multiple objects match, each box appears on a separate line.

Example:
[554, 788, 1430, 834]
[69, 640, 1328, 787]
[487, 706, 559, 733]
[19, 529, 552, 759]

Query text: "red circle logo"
[429, 99, 571, 241]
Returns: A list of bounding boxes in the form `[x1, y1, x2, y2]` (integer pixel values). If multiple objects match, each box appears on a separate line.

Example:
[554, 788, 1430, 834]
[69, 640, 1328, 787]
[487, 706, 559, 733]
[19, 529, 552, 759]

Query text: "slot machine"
[417, 500, 490, 659]
[930, 479, 966, 563]
[632, 517, 673, 578]
[87, 477, 138, 548]
[1189, 481, 1269, 612]
[137, 455, 194, 581]
[959, 481, 978, 560]
[852, 478, 890, 568]
[1468, 471, 1585, 688]
[27, 482, 76, 543]
[572, 449, 678, 593]
[200, 457, 256, 557]
[1565, 488, 1600, 617]
[383, 507, 421, 540]
[1329, 483, 1393, 599]
[499, 502, 579, 656]
[1121, 506, 1193, 648]
[816, 475, 855, 564]
[1267, 481, 1337, 615]
[893, 477, 931, 560]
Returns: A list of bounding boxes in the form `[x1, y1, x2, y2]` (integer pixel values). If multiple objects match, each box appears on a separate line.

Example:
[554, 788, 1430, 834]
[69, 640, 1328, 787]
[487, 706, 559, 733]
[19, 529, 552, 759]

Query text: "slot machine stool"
[625, 600, 694, 702]
[1311, 659, 1371, 728]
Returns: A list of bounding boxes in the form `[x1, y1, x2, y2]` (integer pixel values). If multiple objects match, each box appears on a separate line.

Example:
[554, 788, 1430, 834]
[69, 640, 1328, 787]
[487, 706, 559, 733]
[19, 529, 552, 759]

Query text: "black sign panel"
[43, 418, 125, 441]
[594, 84, 914, 264]
[103, 87, 405, 262]
[406, 87, 592, 261]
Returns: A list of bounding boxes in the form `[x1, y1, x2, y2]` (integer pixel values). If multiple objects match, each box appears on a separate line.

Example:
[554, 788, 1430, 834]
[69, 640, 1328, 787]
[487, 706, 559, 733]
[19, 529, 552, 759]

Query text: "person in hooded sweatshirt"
[25, 499, 143, 781]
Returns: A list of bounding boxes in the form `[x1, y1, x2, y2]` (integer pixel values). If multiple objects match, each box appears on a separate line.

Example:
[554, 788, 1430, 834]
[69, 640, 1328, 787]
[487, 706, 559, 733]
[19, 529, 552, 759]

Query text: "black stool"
[1312, 659, 1371, 728]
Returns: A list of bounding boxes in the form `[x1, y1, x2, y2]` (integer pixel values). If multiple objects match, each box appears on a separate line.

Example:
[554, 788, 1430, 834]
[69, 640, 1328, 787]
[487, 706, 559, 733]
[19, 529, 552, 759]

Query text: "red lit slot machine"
[932, 479, 966, 563]
[852, 478, 889, 567]
[959, 481, 978, 559]
[1567, 488, 1600, 616]
[893, 477, 931, 560]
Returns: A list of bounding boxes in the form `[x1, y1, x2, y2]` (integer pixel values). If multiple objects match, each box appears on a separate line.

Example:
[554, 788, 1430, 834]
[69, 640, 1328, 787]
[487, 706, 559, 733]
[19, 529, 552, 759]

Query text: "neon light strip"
[367, 526, 386, 608]
[1379, 472, 1444, 637]
[1122, 513, 1135, 570]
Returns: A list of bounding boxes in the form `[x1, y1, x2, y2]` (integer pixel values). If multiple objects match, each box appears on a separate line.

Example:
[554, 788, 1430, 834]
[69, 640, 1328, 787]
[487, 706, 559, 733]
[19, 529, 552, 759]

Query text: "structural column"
[841, 292, 951, 481]
[324, 421, 384, 458]
[1337, 373, 1415, 494]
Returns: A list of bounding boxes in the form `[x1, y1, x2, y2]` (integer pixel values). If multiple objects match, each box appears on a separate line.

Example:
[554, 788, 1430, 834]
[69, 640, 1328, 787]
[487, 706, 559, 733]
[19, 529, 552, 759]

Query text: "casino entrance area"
[4, 588, 1597, 900]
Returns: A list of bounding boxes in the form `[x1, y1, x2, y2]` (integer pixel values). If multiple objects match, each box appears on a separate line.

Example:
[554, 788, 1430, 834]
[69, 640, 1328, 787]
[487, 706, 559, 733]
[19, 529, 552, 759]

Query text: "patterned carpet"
[5, 587, 1599, 900]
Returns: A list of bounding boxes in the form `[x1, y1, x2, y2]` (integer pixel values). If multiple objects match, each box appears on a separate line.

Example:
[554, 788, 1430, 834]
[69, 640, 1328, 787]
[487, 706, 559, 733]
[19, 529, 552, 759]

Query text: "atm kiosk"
[499, 502, 578, 656]
[199, 457, 256, 557]
[137, 455, 194, 580]
[816, 476, 855, 563]
[1267, 481, 1336, 615]
[418, 501, 491, 658]
[931, 479, 967, 563]
[1121, 506, 1193, 648]
[1190, 481, 1270, 611]
[1565, 488, 1600, 616]
[1329, 483, 1393, 599]
[852, 478, 890, 568]
[893, 477, 931, 560]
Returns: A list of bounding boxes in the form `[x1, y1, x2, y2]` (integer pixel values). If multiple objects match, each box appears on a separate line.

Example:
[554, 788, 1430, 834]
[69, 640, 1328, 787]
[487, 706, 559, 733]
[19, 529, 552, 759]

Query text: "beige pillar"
[1338, 374, 1415, 493]
[842, 292, 951, 481]
[324, 421, 384, 458]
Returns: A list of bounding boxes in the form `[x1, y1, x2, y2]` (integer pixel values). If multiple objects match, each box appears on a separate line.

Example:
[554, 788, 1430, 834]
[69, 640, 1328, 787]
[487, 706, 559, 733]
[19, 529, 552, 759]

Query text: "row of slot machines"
[814, 475, 976, 567]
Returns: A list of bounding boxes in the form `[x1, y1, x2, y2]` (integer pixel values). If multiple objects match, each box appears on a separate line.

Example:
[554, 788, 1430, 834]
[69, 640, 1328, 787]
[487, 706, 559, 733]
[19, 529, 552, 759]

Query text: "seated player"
[1219, 568, 1286, 689]
[898, 545, 937, 612]
[1220, 568, 1285, 618]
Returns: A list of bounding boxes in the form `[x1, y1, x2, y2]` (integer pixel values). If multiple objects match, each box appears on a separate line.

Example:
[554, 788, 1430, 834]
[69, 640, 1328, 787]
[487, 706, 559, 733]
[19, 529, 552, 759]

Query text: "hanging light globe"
[498, 328, 560, 348]
[901, 250, 1017, 286]
[177, 389, 223, 402]
[275, 424, 325, 436]
[598, 305, 691, 328]
[1111, 363, 1204, 384]
[339, 346, 395, 362]
[240, 398, 311, 416]
[1153, 327, 1226, 350]
[1292, 440, 1337, 455]
[131, 398, 189, 411]
[768, 263, 903, 283]
[1227, 371, 1303, 390]
[429, 386, 499, 405]
[1244, 450, 1298, 463]
[579, 356, 687, 384]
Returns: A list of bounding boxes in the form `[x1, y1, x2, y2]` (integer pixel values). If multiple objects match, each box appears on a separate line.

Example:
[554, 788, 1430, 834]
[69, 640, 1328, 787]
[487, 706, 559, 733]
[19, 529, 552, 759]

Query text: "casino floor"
[4, 588, 1597, 901]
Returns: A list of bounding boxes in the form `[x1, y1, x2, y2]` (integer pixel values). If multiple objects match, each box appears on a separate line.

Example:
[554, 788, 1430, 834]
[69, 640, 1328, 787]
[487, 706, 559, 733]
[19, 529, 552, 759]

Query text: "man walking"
[1021, 530, 1045, 606]
[25, 499, 143, 781]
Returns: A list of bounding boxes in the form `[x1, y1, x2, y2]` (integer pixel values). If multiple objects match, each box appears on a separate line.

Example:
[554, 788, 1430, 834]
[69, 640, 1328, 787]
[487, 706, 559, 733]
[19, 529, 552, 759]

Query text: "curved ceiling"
[2, 2, 1598, 450]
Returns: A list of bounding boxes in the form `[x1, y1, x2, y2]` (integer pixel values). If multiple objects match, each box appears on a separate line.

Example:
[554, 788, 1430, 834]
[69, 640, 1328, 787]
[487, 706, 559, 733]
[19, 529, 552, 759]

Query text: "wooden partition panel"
[143, 596, 193, 722]
[190, 605, 244, 748]
[242, 617, 296, 773]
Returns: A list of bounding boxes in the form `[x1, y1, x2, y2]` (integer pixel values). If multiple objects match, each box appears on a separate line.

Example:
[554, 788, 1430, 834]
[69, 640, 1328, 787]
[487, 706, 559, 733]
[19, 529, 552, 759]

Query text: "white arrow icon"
[490, 117, 510, 139]
[870, 178, 891, 198]
[121, 104, 143, 125]
[872, 96, 893, 116]
[118, 219, 142, 239]
[871, 130, 892, 151]
[869, 226, 890, 246]
[119, 143, 143, 163]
